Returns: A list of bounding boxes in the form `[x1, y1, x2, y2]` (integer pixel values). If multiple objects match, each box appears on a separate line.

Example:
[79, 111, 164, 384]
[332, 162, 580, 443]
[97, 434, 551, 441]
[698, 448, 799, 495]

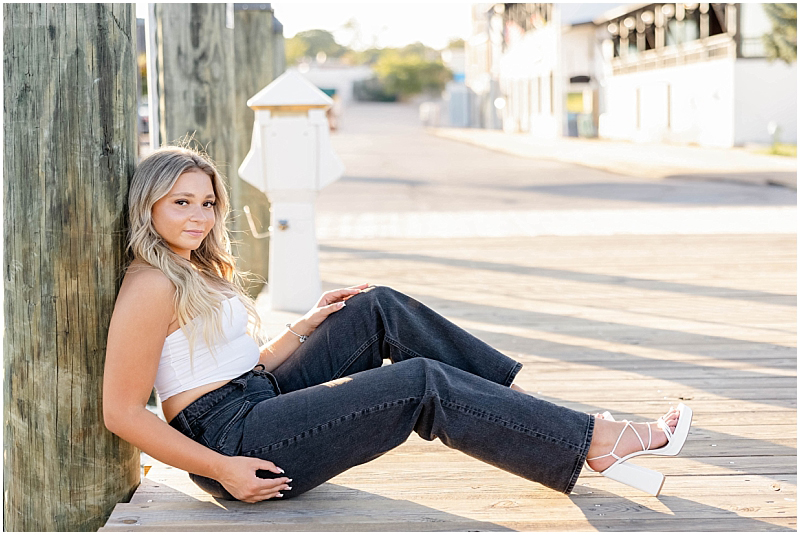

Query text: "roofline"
[593, 3, 653, 25]
[566, 20, 597, 28]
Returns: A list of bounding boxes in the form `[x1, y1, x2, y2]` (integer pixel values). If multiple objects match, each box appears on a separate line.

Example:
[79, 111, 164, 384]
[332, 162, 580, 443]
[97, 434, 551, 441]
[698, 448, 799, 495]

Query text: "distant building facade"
[597, 2, 796, 147]
[464, 3, 796, 148]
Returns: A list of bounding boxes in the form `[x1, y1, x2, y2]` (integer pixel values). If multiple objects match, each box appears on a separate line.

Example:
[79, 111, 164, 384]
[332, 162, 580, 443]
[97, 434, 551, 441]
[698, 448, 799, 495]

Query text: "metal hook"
[242, 205, 271, 239]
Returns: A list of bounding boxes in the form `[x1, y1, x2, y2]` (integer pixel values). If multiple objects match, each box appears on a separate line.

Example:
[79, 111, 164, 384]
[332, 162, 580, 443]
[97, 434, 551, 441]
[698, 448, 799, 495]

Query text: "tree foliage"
[447, 37, 466, 49]
[286, 29, 348, 64]
[372, 46, 452, 98]
[762, 3, 797, 65]
[285, 31, 454, 98]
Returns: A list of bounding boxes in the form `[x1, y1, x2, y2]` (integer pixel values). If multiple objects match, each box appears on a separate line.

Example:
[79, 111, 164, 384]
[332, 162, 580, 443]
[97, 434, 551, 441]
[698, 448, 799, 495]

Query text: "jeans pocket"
[215, 400, 253, 456]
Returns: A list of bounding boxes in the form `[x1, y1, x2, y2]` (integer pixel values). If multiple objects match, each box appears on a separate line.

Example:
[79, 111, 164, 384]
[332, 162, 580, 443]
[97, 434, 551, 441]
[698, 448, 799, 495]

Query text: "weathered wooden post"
[3, 3, 139, 531]
[154, 2, 238, 228]
[233, 4, 279, 298]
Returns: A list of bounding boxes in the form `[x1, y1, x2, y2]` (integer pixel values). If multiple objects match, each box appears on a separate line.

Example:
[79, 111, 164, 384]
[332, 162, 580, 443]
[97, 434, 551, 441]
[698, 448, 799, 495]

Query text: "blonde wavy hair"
[126, 145, 264, 367]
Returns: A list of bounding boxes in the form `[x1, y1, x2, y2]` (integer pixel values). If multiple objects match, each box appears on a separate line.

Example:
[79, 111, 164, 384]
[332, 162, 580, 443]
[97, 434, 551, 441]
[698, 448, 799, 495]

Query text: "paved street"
[315, 102, 795, 240]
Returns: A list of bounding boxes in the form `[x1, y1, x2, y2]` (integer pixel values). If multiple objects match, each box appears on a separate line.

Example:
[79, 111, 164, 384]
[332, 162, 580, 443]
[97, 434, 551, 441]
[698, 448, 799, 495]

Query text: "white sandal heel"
[600, 459, 665, 496]
[587, 403, 693, 496]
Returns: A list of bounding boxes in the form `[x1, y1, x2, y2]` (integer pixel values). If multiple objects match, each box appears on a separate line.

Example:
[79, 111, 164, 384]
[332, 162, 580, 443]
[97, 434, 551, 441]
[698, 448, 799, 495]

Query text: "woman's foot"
[586, 407, 680, 473]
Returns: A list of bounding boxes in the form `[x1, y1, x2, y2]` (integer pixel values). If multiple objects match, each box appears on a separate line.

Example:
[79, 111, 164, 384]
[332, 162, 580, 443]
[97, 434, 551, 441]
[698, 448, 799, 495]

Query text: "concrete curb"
[429, 127, 797, 191]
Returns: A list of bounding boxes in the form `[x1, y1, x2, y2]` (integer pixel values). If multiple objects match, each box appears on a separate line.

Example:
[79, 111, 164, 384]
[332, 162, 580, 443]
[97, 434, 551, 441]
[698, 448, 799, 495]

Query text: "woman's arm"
[103, 269, 289, 502]
[257, 284, 370, 372]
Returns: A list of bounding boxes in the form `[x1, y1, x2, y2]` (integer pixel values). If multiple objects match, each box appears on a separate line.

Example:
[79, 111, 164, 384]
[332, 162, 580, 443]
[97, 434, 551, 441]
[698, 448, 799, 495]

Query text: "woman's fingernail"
[287, 478, 293, 482]
[278, 468, 285, 473]
[277, 493, 283, 498]
[341, 302, 346, 306]
[286, 486, 292, 490]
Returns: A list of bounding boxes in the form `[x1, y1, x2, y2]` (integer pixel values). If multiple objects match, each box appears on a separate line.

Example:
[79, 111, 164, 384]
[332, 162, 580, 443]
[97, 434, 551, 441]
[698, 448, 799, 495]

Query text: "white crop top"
[154, 295, 260, 401]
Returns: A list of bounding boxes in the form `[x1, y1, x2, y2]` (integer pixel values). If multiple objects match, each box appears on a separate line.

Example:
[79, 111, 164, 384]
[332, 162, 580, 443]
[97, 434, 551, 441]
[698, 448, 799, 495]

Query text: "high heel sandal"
[587, 403, 693, 496]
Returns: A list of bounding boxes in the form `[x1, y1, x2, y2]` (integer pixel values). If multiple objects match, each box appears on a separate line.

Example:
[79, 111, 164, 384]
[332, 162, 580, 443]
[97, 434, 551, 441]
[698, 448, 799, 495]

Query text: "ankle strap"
[587, 421, 644, 462]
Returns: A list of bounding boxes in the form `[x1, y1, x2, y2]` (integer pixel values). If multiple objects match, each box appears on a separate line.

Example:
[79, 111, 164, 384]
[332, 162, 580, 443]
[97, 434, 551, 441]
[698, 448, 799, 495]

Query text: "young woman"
[103, 146, 692, 504]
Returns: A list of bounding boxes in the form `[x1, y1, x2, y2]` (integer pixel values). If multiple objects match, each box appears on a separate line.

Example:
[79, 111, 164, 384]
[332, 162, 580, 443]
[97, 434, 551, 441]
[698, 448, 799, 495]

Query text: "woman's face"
[151, 169, 217, 260]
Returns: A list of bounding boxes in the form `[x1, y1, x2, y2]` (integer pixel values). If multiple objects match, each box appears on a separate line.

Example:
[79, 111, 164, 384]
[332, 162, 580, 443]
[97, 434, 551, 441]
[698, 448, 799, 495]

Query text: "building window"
[628, 38, 639, 57]
[684, 7, 701, 41]
[666, 18, 681, 46]
[644, 21, 656, 50]
[708, 4, 725, 36]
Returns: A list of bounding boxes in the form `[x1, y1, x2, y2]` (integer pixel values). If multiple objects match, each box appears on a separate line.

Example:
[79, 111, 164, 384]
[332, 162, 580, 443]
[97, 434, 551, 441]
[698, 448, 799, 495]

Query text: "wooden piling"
[154, 3, 238, 236]
[3, 3, 139, 531]
[232, 4, 282, 298]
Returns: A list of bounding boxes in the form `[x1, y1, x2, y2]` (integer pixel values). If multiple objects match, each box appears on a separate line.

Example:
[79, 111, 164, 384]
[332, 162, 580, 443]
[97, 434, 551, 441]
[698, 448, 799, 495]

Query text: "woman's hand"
[216, 456, 292, 503]
[300, 283, 369, 333]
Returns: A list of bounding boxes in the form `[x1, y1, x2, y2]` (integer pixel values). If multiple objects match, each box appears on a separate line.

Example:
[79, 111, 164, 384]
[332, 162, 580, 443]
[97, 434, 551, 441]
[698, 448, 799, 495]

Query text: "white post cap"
[247, 70, 333, 110]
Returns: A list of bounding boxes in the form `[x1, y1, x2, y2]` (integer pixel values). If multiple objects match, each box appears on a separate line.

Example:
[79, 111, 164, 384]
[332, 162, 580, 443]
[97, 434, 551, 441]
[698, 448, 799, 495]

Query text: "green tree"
[373, 49, 452, 98]
[285, 37, 309, 65]
[285, 29, 347, 65]
[447, 37, 466, 49]
[341, 46, 383, 66]
[762, 3, 797, 65]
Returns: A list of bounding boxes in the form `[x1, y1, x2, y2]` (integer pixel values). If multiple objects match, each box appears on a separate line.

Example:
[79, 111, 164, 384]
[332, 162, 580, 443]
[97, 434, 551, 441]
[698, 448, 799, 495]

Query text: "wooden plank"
[100, 518, 796, 532]
[101, 474, 797, 531]
[130, 454, 796, 507]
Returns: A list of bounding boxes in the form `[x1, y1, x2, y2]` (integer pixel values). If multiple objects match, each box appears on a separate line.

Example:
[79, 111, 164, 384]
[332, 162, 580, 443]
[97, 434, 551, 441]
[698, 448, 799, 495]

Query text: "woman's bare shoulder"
[117, 259, 176, 308]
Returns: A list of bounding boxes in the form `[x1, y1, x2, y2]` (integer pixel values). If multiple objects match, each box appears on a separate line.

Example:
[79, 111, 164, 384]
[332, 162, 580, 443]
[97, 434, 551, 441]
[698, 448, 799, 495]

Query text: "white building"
[484, 3, 613, 138]
[469, 3, 796, 148]
[465, 3, 505, 129]
[292, 62, 373, 106]
[596, 3, 796, 147]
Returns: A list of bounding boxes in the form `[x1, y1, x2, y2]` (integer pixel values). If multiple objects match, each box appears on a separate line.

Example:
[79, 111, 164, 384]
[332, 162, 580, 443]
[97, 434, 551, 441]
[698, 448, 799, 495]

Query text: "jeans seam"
[333, 330, 382, 379]
[216, 400, 254, 452]
[440, 398, 585, 452]
[384, 335, 427, 360]
[564, 414, 594, 494]
[241, 396, 420, 457]
[185, 393, 268, 431]
[503, 361, 523, 387]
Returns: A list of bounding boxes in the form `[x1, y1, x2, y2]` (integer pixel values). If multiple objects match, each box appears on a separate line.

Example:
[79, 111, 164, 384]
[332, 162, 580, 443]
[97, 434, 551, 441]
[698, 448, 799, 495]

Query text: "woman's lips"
[184, 230, 204, 237]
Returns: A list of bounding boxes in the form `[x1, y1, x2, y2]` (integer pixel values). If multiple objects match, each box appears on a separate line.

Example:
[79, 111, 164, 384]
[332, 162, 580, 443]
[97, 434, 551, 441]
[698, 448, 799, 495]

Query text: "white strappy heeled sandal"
[587, 403, 693, 496]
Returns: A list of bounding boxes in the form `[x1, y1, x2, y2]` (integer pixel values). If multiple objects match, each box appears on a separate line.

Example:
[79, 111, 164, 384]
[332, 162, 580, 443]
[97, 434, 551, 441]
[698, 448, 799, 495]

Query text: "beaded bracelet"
[285, 323, 308, 343]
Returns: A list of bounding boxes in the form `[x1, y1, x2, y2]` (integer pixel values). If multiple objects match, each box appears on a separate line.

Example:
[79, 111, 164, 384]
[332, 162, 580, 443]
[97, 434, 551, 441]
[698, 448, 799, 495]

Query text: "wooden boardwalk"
[101, 233, 796, 531]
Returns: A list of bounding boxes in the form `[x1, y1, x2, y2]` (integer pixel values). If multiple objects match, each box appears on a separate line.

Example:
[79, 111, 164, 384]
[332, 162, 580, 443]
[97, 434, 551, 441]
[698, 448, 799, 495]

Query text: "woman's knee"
[358, 284, 413, 308]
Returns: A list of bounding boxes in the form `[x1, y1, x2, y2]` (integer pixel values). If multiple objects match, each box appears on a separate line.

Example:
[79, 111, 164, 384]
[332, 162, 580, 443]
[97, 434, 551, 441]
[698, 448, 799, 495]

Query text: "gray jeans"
[169, 285, 594, 500]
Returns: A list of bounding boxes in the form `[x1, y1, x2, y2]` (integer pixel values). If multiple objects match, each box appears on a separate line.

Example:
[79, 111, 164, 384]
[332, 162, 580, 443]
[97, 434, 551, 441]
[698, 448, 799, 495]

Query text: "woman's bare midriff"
[162, 379, 234, 424]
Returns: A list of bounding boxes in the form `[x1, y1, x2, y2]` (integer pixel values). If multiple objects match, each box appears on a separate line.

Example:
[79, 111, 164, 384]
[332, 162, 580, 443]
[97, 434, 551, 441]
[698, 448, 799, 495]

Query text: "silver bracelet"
[285, 323, 308, 343]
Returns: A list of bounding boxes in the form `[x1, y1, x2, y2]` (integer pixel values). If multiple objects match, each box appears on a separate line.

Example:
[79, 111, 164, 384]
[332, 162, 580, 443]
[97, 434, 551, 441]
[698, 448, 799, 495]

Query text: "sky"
[270, 2, 473, 51]
[135, 2, 628, 51]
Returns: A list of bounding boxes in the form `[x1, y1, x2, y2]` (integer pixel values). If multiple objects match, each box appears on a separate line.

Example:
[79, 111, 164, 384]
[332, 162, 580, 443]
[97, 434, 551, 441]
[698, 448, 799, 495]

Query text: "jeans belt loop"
[231, 375, 249, 389]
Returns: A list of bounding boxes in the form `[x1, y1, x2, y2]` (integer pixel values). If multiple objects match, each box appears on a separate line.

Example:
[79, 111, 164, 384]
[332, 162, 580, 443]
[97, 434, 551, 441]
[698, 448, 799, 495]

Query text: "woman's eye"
[175, 200, 188, 206]
[204, 201, 216, 208]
